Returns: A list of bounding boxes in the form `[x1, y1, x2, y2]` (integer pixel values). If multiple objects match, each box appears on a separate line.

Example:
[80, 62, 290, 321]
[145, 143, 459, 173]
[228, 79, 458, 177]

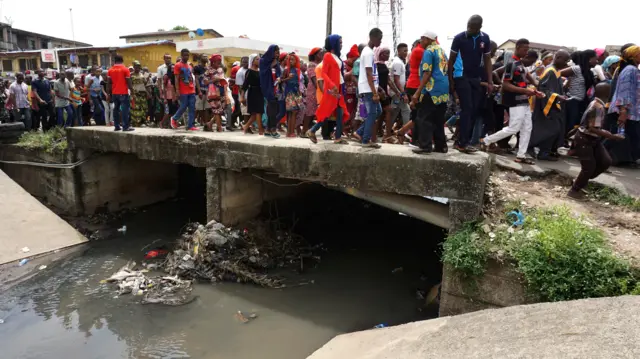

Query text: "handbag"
[207, 83, 221, 100]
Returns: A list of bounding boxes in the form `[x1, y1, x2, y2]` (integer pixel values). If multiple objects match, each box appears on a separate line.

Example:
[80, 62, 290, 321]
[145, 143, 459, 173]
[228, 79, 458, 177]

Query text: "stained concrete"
[0, 169, 87, 265]
[308, 295, 640, 359]
[67, 127, 492, 225]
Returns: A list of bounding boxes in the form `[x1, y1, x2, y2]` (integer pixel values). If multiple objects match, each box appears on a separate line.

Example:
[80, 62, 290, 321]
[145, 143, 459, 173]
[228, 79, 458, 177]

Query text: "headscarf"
[284, 53, 301, 78]
[325, 34, 342, 58]
[595, 48, 606, 58]
[374, 46, 390, 64]
[542, 52, 553, 61]
[309, 47, 322, 59]
[209, 54, 222, 64]
[347, 44, 359, 59]
[602, 55, 621, 73]
[259, 44, 281, 101]
[248, 53, 259, 69]
[279, 52, 288, 62]
[623, 45, 640, 62]
[232, 61, 240, 67]
[132, 60, 141, 67]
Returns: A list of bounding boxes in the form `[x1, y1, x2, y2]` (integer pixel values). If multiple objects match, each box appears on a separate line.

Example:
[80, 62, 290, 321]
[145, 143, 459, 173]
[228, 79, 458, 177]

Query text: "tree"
[171, 26, 189, 31]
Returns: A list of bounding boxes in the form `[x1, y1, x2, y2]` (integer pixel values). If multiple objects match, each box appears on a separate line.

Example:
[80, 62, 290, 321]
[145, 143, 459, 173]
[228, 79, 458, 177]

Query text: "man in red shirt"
[396, 40, 424, 144]
[107, 54, 133, 131]
[171, 48, 197, 130]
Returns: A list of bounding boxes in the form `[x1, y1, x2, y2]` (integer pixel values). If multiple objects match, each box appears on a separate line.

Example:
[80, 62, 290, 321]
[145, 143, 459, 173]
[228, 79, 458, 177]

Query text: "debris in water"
[103, 261, 194, 306]
[373, 324, 386, 329]
[144, 249, 169, 259]
[235, 311, 258, 324]
[164, 220, 322, 288]
[507, 210, 525, 227]
[21, 247, 30, 253]
[0, 319, 4, 324]
[518, 176, 531, 182]
[38, 265, 47, 270]
[391, 267, 403, 274]
[18, 259, 29, 266]
[117, 225, 127, 234]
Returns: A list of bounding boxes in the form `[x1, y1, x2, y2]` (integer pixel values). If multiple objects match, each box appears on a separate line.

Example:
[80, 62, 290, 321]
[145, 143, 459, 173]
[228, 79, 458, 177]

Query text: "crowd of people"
[2, 14, 639, 197]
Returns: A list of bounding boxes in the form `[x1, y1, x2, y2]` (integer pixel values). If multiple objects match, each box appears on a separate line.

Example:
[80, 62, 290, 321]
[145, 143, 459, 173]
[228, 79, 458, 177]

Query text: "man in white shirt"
[354, 28, 384, 148]
[389, 43, 411, 132]
[156, 54, 172, 95]
[9, 73, 32, 130]
[235, 56, 250, 124]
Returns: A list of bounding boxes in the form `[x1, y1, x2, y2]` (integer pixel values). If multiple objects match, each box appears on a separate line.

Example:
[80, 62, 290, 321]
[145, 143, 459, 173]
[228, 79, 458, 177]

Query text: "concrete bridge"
[65, 127, 491, 229]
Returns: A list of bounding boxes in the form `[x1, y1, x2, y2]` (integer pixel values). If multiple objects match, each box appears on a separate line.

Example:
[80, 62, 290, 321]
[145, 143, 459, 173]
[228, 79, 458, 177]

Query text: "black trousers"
[266, 100, 280, 131]
[37, 102, 55, 131]
[454, 77, 483, 147]
[573, 132, 612, 191]
[231, 94, 241, 125]
[415, 94, 447, 151]
[322, 120, 336, 139]
[406, 88, 419, 145]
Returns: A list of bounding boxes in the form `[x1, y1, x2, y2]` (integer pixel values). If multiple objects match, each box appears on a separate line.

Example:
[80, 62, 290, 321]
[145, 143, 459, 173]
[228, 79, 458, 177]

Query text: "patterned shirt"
[503, 56, 529, 107]
[579, 98, 606, 137]
[609, 65, 640, 122]
[9, 82, 29, 109]
[420, 43, 449, 105]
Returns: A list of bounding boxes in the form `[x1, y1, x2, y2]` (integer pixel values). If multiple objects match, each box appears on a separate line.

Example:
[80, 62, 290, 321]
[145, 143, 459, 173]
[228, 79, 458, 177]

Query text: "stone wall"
[439, 258, 534, 316]
[0, 145, 179, 215]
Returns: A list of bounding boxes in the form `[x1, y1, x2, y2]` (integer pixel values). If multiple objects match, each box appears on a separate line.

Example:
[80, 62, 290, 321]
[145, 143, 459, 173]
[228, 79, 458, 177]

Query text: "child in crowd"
[567, 83, 624, 200]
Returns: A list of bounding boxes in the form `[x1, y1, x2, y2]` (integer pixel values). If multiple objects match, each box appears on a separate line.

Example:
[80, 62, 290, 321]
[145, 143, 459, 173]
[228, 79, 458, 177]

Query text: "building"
[498, 39, 575, 55]
[120, 29, 223, 44]
[605, 45, 623, 56]
[0, 22, 91, 52]
[0, 41, 180, 75]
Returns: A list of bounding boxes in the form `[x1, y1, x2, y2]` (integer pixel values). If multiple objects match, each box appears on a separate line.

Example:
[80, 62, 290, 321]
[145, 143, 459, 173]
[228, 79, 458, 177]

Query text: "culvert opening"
[251, 181, 447, 324]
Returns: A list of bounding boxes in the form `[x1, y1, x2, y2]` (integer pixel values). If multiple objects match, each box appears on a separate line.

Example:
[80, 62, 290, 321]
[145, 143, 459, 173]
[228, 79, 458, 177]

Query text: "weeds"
[442, 205, 640, 302]
[587, 183, 640, 212]
[17, 127, 67, 154]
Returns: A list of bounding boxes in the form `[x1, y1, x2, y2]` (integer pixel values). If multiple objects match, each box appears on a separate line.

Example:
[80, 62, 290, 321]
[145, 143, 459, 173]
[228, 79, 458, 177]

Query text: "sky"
[1, 0, 636, 55]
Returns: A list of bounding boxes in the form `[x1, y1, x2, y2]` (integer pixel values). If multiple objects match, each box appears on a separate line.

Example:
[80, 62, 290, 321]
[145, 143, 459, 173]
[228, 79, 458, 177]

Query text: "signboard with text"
[41, 49, 56, 63]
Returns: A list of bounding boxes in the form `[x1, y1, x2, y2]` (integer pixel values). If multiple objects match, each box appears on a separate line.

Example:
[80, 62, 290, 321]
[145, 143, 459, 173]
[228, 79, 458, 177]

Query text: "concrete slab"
[308, 295, 640, 359]
[67, 127, 492, 203]
[0, 169, 87, 265]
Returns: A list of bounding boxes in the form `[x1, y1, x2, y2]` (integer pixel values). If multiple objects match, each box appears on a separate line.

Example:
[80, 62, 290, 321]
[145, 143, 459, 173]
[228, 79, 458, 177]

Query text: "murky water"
[0, 190, 444, 359]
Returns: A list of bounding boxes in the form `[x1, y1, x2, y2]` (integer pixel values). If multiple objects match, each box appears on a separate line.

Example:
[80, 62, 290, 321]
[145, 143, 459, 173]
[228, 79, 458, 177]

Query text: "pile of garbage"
[102, 261, 194, 306]
[164, 220, 321, 288]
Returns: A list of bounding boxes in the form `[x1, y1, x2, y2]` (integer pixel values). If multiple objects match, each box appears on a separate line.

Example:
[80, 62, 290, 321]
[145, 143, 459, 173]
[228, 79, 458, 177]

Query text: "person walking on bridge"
[107, 54, 133, 131]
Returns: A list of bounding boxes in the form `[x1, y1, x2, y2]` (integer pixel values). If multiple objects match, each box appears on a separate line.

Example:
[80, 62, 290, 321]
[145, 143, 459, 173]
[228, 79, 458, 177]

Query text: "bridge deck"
[67, 127, 491, 203]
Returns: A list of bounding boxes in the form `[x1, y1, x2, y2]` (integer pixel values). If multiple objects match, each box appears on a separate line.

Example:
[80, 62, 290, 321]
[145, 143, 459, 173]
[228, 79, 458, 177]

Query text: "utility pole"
[325, 0, 333, 37]
[69, 8, 76, 47]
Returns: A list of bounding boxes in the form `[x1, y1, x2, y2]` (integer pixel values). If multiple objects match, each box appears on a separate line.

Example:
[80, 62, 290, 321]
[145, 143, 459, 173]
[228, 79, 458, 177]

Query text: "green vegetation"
[442, 206, 640, 302]
[587, 183, 640, 212]
[17, 127, 68, 154]
[171, 25, 189, 31]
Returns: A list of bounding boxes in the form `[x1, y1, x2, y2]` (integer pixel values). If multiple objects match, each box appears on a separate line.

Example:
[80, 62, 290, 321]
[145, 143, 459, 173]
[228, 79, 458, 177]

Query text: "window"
[18, 58, 36, 72]
[100, 54, 112, 68]
[2, 60, 13, 71]
[29, 40, 36, 50]
[41, 62, 53, 69]
[79, 55, 89, 68]
[41, 40, 48, 49]
[60, 56, 68, 67]
[91, 54, 98, 66]
[19, 59, 26, 71]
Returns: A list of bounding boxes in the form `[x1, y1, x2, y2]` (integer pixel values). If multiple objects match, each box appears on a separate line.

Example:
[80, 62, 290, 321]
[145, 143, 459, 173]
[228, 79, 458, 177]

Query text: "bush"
[17, 127, 67, 153]
[442, 223, 488, 278]
[442, 206, 639, 302]
[587, 183, 640, 212]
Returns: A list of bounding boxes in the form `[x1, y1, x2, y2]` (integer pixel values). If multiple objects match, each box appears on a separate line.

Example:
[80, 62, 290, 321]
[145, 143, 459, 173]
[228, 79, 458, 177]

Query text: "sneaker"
[187, 127, 199, 131]
[263, 132, 273, 137]
[362, 142, 381, 149]
[307, 131, 318, 144]
[412, 148, 432, 155]
[123, 127, 135, 132]
[454, 144, 470, 153]
[171, 119, 179, 129]
[271, 132, 281, 139]
[567, 189, 587, 201]
[114, 127, 121, 132]
[407, 143, 419, 149]
[537, 152, 559, 162]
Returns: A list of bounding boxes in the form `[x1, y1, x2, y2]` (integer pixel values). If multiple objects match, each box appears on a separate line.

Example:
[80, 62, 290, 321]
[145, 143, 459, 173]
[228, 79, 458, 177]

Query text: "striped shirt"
[9, 82, 29, 109]
[568, 65, 586, 100]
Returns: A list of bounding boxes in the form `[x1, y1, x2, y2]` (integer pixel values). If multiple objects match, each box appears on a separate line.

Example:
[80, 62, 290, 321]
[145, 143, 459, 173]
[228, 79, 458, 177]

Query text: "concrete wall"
[439, 259, 533, 316]
[0, 146, 179, 216]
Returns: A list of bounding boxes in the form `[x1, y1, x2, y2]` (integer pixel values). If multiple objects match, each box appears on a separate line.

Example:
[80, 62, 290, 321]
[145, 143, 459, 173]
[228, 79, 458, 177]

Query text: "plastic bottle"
[18, 259, 29, 266]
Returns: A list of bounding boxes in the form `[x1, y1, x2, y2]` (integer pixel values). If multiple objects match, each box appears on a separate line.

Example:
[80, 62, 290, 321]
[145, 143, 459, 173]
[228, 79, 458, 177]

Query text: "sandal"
[515, 157, 535, 165]
[334, 138, 349, 145]
[383, 136, 399, 144]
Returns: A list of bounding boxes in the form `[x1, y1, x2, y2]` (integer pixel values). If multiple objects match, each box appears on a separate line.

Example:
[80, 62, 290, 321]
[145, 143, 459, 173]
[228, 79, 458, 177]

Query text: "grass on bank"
[442, 205, 640, 302]
[587, 183, 640, 212]
[17, 127, 68, 154]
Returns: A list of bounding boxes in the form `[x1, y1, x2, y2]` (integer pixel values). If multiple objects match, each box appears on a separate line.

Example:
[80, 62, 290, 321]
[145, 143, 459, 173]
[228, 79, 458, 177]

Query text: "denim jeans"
[13, 108, 32, 130]
[112, 94, 131, 129]
[356, 93, 382, 144]
[471, 116, 483, 146]
[56, 105, 74, 127]
[173, 94, 196, 129]
[91, 96, 105, 125]
[454, 77, 483, 147]
[310, 107, 344, 139]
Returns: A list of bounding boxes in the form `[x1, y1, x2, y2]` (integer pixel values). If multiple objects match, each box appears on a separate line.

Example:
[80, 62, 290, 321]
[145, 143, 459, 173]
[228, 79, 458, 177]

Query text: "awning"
[174, 37, 312, 60]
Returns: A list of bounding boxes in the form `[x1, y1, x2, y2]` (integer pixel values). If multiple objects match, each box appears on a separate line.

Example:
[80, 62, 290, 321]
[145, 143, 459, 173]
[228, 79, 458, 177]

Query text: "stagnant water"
[0, 189, 445, 359]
